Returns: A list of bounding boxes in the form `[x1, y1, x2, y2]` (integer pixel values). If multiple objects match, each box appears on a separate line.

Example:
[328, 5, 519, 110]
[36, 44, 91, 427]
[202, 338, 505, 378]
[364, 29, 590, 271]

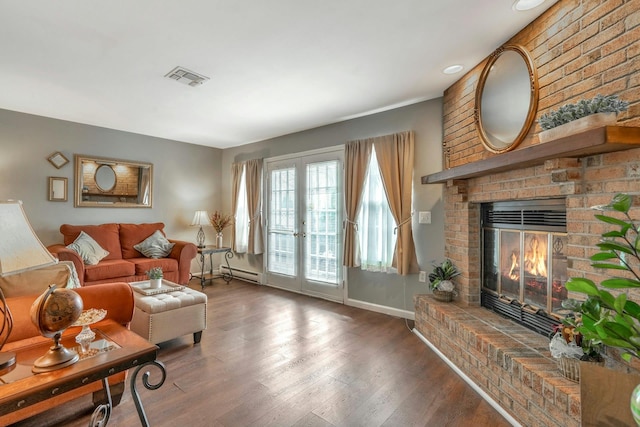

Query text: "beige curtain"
[342, 139, 372, 267]
[230, 162, 244, 252]
[245, 159, 264, 254]
[373, 131, 419, 275]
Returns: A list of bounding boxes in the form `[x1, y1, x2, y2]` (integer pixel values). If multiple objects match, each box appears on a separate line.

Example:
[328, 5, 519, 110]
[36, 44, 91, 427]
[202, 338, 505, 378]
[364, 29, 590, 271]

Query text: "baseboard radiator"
[219, 265, 263, 284]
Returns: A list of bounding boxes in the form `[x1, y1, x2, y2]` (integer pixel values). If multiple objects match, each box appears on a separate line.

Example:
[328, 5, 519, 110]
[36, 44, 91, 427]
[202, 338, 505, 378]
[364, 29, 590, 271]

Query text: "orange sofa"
[47, 223, 197, 286]
[1, 282, 135, 425]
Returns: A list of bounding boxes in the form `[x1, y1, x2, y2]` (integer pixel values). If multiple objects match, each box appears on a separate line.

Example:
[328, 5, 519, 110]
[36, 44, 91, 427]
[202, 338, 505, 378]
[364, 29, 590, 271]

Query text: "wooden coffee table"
[0, 320, 166, 426]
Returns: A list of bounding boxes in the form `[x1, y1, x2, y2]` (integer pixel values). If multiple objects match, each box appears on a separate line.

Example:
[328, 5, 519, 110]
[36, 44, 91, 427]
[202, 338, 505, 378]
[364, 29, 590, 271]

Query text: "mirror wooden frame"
[475, 44, 539, 154]
[74, 155, 153, 208]
[48, 177, 68, 202]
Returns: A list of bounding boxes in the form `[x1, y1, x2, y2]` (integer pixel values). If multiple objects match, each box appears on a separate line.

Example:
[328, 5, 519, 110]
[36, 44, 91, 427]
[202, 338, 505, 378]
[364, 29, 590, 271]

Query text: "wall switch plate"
[418, 271, 427, 282]
[419, 211, 431, 224]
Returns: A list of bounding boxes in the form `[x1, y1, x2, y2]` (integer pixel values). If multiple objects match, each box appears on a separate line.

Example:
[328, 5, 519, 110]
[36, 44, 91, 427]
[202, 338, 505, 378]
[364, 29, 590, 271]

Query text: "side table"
[193, 245, 234, 289]
[0, 320, 165, 427]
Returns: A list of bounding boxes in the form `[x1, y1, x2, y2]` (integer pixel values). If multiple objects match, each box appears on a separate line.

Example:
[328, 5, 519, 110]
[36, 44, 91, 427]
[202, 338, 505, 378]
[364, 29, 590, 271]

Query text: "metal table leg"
[199, 251, 206, 289]
[130, 360, 167, 427]
[221, 250, 234, 283]
[89, 378, 112, 427]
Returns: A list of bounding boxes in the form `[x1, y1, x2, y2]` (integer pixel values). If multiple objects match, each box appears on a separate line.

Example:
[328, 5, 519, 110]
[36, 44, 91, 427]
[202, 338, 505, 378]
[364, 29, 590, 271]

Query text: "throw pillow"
[133, 230, 175, 259]
[66, 231, 110, 265]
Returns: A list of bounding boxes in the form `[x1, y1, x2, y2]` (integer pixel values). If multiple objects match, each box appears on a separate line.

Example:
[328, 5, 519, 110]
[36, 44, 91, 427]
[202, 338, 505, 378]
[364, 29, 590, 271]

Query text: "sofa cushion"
[66, 231, 110, 265]
[133, 230, 175, 258]
[119, 223, 165, 259]
[129, 257, 178, 276]
[60, 223, 122, 260]
[84, 259, 136, 283]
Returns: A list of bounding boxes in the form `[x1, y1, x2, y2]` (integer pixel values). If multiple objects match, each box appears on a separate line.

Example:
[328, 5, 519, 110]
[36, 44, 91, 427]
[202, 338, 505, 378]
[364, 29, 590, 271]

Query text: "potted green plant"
[563, 193, 640, 422]
[564, 193, 640, 361]
[538, 94, 628, 142]
[429, 259, 460, 302]
[146, 267, 163, 289]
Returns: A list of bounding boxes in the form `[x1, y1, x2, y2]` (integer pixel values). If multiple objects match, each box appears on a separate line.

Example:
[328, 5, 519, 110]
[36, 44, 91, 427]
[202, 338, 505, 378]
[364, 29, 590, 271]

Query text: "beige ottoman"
[130, 286, 207, 344]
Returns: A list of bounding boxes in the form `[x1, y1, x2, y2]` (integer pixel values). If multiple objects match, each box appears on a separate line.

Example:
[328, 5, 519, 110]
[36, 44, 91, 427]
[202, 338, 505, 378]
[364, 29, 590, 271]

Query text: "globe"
[30, 285, 83, 373]
[30, 285, 83, 337]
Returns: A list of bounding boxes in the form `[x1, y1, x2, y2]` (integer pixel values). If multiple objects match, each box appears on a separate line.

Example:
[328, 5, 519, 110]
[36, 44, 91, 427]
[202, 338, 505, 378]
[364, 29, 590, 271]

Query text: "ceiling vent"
[164, 66, 209, 87]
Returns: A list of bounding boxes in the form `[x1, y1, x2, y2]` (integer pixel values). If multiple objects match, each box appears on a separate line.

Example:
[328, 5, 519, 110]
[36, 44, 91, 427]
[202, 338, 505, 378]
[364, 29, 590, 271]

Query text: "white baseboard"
[346, 298, 415, 320]
[412, 329, 521, 427]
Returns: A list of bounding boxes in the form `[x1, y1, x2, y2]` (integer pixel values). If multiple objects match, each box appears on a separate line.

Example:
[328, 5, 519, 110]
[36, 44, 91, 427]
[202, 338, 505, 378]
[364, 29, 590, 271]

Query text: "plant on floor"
[564, 193, 640, 362]
[538, 94, 628, 130]
[146, 267, 163, 280]
[429, 259, 460, 292]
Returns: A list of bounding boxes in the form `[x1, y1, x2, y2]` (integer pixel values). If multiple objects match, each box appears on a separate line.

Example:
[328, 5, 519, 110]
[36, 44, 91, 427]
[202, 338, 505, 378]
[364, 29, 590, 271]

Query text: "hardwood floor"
[12, 280, 512, 427]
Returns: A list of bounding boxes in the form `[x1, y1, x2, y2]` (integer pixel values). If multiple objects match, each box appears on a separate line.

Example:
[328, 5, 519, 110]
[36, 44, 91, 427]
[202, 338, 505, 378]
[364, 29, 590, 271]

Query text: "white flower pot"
[149, 278, 162, 289]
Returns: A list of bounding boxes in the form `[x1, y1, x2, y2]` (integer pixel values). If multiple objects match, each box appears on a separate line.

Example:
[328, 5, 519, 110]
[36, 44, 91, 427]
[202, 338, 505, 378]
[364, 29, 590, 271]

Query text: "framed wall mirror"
[48, 177, 68, 202]
[475, 44, 538, 153]
[74, 155, 153, 208]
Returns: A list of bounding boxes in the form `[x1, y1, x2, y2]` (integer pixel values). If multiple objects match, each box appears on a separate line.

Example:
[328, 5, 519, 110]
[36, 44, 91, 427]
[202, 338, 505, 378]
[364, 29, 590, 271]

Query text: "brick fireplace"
[415, 141, 640, 427]
[413, 1, 640, 426]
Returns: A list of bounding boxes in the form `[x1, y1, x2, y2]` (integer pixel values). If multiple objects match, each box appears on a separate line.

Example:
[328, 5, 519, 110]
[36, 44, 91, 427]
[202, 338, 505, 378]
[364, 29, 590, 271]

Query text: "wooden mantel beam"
[422, 126, 640, 184]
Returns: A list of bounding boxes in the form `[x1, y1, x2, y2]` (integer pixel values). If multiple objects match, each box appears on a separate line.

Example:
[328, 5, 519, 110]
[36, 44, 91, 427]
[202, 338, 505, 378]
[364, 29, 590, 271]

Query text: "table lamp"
[0, 200, 58, 371]
[191, 210, 211, 248]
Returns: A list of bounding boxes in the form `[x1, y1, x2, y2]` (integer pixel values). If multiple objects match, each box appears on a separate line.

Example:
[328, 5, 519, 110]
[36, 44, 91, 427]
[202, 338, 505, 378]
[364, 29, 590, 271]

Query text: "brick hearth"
[414, 297, 580, 427]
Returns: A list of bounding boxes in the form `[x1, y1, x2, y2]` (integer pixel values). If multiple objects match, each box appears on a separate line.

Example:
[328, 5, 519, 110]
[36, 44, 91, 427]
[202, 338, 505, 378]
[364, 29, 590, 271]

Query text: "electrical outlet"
[418, 271, 427, 282]
[419, 211, 431, 224]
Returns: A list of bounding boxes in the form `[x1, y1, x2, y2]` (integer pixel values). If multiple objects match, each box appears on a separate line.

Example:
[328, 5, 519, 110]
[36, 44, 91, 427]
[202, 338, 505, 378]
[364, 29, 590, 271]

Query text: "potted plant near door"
[429, 259, 460, 302]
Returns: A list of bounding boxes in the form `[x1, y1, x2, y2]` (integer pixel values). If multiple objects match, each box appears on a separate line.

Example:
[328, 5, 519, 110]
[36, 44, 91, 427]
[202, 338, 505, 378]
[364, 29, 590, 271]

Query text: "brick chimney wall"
[441, 0, 640, 306]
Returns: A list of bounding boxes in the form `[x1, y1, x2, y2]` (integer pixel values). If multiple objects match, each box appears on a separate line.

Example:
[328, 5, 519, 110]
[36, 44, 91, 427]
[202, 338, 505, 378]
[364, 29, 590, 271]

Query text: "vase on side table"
[216, 232, 224, 248]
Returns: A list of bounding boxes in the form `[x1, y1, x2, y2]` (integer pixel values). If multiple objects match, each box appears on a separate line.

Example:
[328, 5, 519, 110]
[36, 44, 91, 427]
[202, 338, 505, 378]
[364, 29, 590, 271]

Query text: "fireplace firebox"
[481, 199, 568, 335]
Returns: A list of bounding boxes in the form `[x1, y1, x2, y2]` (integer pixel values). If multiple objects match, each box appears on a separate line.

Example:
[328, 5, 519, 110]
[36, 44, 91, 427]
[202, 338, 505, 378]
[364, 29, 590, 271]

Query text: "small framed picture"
[49, 177, 68, 202]
[48, 151, 69, 169]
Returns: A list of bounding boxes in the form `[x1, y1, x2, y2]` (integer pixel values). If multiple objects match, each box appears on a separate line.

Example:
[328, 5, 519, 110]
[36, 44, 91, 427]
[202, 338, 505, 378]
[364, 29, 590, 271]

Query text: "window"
[357, 148, 397, 272]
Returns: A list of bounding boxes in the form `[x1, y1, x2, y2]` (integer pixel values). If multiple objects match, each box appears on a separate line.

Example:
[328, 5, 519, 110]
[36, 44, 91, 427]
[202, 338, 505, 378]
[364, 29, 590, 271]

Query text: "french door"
[265, 147, 343, 302]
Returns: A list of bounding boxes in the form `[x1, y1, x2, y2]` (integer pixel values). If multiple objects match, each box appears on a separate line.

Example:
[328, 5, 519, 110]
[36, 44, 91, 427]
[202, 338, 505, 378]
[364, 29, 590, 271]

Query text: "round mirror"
[475, 44, 538, 153]
[95, 164, 116, 192]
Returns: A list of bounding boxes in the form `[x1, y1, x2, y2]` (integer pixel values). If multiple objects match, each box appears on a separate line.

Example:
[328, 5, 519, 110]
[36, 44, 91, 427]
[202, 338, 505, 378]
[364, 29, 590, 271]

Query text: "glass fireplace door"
[482, 228, 568, 315]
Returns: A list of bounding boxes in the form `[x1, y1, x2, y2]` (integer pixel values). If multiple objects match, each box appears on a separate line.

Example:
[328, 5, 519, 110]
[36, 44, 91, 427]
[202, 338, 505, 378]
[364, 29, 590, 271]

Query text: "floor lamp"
[0, 200, 58, 370]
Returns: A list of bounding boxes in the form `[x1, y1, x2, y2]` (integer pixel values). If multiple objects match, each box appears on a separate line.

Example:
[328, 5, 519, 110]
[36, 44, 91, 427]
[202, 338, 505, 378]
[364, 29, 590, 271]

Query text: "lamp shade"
[0, 201, 57, 277]
[190, 210, 211, 227]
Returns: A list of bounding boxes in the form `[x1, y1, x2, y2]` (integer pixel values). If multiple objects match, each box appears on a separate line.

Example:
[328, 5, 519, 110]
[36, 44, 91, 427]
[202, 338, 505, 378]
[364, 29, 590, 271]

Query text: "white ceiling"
[0, 1, 556, 149]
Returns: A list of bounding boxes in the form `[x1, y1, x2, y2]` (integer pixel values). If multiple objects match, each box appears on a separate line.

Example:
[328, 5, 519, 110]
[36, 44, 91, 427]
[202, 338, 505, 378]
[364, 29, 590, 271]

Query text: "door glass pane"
[523, 231, 548, 308]
[268, 167, 296, 276]
[305, 161, 339, 284]
[482, 228, 499, 292]
[551, 233, 568, 313]
[500, 230, 520, 300]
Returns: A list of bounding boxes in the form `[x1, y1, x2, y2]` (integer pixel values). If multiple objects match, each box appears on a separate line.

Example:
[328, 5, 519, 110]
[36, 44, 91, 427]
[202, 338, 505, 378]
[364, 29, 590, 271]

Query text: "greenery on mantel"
[539, 94, 629, 130]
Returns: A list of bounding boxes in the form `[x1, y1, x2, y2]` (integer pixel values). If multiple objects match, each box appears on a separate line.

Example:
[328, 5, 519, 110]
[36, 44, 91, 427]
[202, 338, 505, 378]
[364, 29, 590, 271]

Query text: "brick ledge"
[414, 294, 580, 427]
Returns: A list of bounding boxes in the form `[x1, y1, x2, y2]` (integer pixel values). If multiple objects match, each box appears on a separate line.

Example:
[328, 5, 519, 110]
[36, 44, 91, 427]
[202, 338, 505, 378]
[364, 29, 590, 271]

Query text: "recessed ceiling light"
[513, 0, 546, 11]
[443, 65, 464, 75]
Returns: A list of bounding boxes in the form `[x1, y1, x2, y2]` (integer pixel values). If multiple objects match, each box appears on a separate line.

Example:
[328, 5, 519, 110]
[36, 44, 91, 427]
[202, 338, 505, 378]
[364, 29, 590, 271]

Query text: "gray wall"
[0, 109, 222, 249]
[221, 99, 445, 313]
[1, 98, 446, 314]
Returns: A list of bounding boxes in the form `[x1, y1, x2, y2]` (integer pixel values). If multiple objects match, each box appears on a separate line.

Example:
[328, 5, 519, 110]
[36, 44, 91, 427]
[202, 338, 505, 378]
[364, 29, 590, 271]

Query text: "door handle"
[293, 232, 299, 237]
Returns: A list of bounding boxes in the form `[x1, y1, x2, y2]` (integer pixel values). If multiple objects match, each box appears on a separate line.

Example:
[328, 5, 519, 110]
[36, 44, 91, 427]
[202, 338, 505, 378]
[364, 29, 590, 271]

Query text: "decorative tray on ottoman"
[130, 280, 185, 295]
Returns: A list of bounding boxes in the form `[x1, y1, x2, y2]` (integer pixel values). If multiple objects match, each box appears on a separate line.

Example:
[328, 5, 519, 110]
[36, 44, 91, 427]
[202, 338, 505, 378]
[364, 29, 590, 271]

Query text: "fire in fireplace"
[481, 199, 567, 335]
